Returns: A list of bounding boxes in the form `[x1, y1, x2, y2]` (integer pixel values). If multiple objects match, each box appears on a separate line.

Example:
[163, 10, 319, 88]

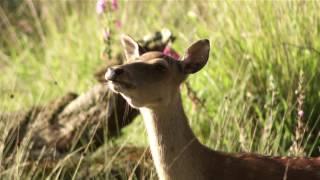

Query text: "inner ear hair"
[121, 34, 140, 61]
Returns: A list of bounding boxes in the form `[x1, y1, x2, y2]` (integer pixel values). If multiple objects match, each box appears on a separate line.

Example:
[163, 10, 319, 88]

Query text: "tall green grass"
[1, 0, 320, 179]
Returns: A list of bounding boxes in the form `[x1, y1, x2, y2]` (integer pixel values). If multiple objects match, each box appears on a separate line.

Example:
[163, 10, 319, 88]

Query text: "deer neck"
[140, 92, 202, 180]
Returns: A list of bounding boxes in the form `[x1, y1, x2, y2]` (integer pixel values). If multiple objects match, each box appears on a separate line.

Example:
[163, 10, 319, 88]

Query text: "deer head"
[105, 35, 210, 109]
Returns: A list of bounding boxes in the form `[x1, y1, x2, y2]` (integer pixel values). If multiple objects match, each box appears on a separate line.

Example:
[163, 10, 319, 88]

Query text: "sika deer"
[105, 35, 320, 180]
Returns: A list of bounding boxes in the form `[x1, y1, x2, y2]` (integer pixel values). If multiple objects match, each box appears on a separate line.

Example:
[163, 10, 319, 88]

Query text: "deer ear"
[181, 39, 210, 74]
[121, 34, 141, 61]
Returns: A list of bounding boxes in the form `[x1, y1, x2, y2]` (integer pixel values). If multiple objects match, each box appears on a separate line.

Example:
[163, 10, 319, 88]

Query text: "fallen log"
[2, 29, 176, 162]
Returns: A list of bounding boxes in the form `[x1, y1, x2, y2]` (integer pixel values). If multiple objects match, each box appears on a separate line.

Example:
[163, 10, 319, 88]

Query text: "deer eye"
[154, 63, 167, 72]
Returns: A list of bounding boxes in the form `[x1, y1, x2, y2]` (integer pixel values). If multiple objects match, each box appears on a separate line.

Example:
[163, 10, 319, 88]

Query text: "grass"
[1, 0, 320, 179]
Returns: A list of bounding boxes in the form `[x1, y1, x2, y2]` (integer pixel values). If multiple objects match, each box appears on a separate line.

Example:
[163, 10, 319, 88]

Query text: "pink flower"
[163, 45, 180, 60]
[115, 19, 122, 28]
[298, 110, 304, 118]
[96, 0, 107, 15]
[96, 0, 118, 14]
[103, 28, 110, 41]
[111, 0, 118, 11]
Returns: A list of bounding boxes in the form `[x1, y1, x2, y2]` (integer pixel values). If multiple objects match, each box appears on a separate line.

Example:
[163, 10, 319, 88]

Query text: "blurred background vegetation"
[0, 0, 320, 179]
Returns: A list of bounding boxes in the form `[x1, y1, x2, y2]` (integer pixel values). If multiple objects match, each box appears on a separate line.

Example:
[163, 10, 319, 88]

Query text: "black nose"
[105, 68, 124, 81]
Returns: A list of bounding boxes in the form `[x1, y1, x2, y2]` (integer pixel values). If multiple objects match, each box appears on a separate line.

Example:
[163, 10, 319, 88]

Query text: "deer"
[105, 34, 320, 180]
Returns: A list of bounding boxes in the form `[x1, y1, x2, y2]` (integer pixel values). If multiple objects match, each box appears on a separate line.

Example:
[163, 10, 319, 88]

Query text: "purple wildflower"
[103, 28, 110, 41]
[298, 110, 304, 118]
[115, 19, 122, 28]
[96, 0, 107, 15]
[111, 0, 118, 11]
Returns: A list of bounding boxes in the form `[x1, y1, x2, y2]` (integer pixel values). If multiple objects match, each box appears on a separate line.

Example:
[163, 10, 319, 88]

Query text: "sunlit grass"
[1, 0, 320, 179]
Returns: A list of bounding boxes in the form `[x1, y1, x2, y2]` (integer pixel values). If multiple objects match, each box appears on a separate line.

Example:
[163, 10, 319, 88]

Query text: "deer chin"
[120, 94, 143, 109]
[108, 81, 142, 108]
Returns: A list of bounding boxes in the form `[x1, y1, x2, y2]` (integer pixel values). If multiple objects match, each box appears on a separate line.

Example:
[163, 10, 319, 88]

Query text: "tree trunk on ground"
[2, 82, 139, 161]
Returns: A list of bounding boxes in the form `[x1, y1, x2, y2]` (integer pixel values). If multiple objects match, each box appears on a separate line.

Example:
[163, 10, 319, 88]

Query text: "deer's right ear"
[121, 34, 140, 62]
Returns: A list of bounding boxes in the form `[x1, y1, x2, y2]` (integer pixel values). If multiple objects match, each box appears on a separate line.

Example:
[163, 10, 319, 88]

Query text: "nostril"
[105, 68, 124, 81]
[114, 68, 124, 75]
[105, 68, 116, 81]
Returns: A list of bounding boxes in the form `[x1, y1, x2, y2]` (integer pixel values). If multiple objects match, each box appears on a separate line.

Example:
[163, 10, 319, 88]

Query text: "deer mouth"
[108, 80, 135, 92]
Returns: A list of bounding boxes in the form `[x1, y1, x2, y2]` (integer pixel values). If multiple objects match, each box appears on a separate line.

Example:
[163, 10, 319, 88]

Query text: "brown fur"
[106, 35, 320, 180]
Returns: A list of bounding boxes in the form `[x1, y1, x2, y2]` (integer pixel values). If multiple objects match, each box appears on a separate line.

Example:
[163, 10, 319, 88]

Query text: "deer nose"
[105, 68, 124, 81]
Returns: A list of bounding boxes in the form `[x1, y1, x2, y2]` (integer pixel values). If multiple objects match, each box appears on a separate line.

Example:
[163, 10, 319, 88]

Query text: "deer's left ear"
[121, 34, 141, 62]
[181, 39, 210, 74]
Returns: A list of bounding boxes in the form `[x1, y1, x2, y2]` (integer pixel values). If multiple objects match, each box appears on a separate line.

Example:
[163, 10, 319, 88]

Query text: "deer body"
[105, 35, 320, 180]
[139, 87, 320, 180]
